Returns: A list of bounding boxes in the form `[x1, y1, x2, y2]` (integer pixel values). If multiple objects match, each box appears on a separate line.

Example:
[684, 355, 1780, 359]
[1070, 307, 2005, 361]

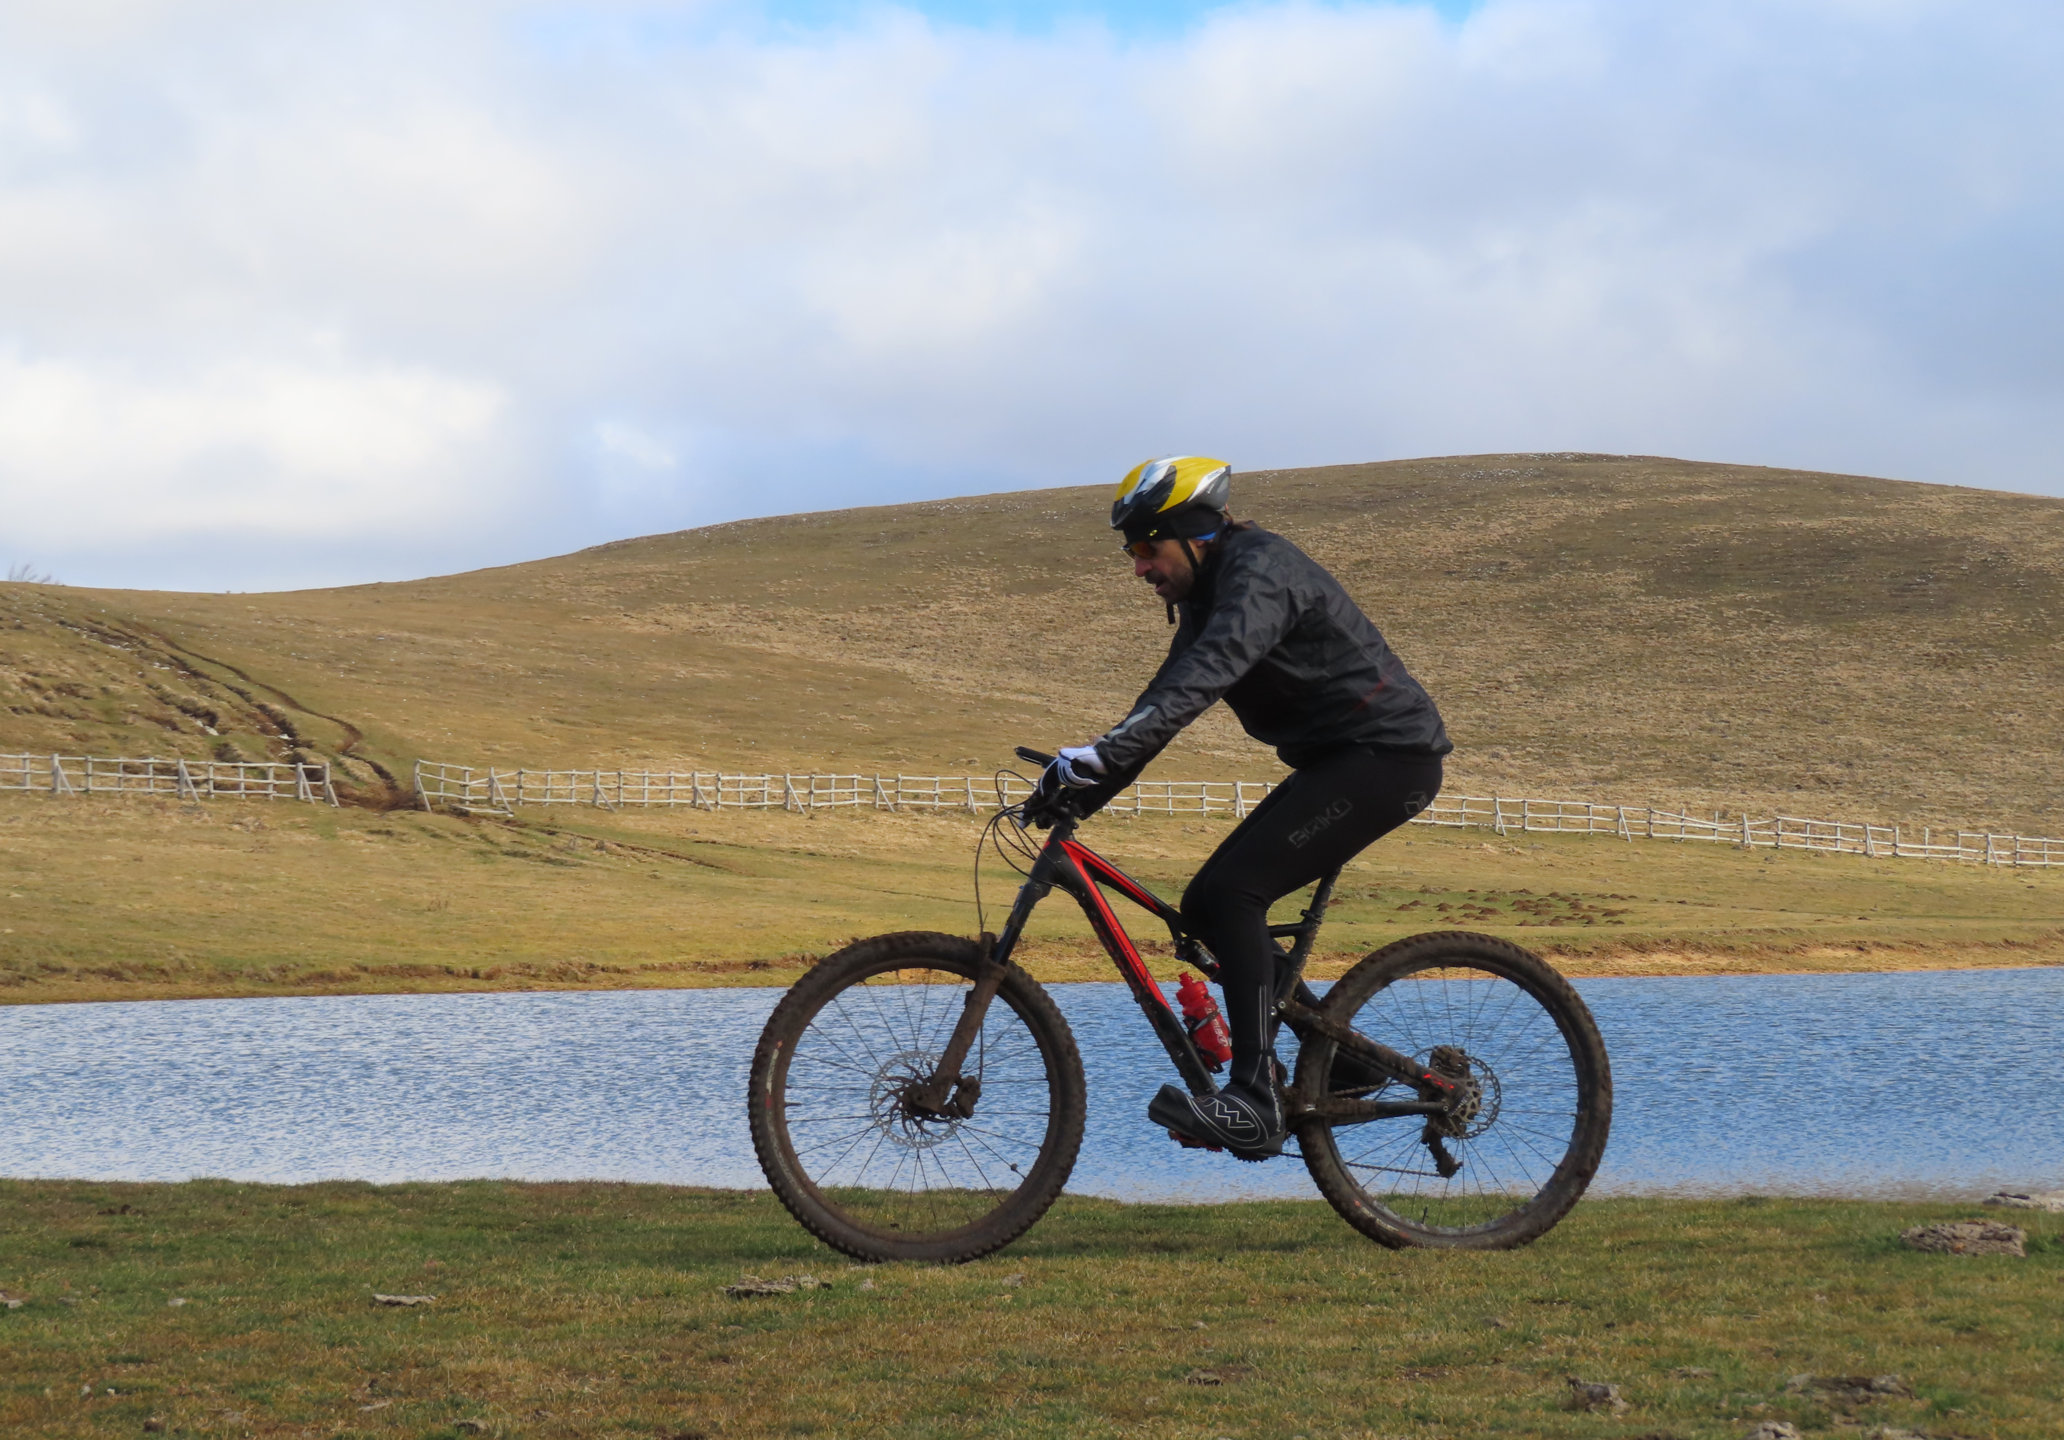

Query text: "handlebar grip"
[1014, 746, 1055, 767]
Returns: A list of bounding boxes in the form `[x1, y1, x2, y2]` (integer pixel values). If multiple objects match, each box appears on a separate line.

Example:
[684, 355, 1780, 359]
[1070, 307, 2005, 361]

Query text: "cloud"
[1, 0, 2059, 589]
[0, 350, 510, 542]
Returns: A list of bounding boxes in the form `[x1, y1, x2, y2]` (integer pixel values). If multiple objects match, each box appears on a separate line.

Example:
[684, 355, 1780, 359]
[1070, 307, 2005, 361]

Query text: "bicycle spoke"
[766, 955, 1066, 1246]
[1309, 953, 1602, 1238]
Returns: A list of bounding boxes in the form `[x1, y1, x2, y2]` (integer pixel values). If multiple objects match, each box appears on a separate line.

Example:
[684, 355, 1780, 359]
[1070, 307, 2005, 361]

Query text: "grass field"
[1, 1180, 2057, 1438]
[3, 789, 2058, 1004]
[6, 453, 2064, 833]
[7, 452, 2064, 1003]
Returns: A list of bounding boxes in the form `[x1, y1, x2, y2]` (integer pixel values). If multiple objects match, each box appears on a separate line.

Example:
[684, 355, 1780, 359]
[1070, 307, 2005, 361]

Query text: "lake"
[3, 969, 2058, 1202]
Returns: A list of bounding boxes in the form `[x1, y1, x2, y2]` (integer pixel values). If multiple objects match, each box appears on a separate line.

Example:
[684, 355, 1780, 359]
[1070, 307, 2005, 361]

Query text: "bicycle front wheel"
[1295, 931, 1611, 1249]
[749, 931, 1086, 1263]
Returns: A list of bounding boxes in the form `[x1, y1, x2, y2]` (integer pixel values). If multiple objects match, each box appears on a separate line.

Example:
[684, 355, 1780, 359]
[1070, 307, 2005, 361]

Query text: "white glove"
[1056, 744, 1106, 788]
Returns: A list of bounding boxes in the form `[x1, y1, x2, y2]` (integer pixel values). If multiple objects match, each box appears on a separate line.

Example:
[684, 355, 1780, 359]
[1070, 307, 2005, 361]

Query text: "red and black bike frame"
[909, 786, 1466, 1130]
[986, 811, 1224, 1094]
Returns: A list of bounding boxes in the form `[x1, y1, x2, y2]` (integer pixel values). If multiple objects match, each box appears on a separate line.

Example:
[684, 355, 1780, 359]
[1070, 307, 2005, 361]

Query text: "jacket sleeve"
[1092, 547, 1299, 772]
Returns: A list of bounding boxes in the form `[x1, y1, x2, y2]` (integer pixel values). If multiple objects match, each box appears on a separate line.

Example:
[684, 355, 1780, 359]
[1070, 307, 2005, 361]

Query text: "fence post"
[486, 769, 511, 813]
[414, 760, 431, 811]
[321, 764, 339, 806]
[784, 775, 801, 813]
[51, 754, 75, 796]
[1740, 814, 1750, 849]
[175, 758, 201, 801]
[1492, 795, 1505, 836]
[295, 765, 314, 803]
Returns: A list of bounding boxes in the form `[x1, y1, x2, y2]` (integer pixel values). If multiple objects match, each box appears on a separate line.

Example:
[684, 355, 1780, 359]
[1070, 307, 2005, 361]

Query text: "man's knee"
[1181, 874, 1266, 938]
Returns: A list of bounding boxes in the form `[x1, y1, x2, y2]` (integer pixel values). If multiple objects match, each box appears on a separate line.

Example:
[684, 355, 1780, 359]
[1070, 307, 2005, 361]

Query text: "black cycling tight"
[1181, 747, 1444, 1090]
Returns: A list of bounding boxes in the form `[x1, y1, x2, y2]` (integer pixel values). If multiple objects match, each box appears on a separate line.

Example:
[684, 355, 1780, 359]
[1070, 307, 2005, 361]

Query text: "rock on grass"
[1899, 1220, 2026, 1256]
[1983, 1189, 2064, 1212]
[1567, 1377, 1629, 1413]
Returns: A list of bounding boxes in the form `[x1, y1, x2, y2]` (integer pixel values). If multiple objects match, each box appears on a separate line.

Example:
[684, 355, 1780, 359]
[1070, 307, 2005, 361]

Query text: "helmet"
[1111, 456, 1231, 543]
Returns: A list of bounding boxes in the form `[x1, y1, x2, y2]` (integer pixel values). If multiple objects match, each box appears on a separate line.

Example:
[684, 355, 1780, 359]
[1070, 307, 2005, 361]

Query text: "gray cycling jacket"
[1093, 524, 1450, 775]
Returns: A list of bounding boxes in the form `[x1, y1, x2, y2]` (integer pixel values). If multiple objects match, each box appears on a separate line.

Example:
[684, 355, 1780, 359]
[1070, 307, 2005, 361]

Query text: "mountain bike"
[748, 749, 1612, 1263]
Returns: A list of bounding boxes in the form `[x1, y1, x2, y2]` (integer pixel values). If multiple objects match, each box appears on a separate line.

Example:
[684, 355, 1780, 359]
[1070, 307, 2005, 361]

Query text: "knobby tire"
[749, 932, 1087, 1263]
[1294, 931, 1612, 1249]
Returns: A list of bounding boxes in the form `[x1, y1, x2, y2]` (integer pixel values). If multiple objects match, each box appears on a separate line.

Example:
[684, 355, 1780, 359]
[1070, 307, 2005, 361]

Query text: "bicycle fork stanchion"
[903, 819, 1068, 1120]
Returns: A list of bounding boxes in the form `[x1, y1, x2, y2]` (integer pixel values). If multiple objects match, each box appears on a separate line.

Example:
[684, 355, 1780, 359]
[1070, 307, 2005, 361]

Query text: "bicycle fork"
[904, 816, 1221, 1120]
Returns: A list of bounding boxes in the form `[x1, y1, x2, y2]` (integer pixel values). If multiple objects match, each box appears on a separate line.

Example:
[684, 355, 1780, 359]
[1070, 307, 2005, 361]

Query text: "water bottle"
[1175, 972, 1232, 1070]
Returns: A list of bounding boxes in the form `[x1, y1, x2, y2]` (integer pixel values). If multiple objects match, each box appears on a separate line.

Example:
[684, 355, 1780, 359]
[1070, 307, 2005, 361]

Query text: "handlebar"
[1015, 746, 1055, 768]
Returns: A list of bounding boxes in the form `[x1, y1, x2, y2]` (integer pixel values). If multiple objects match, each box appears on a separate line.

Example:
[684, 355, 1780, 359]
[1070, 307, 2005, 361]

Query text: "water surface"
[3, 969, 2058, 1202]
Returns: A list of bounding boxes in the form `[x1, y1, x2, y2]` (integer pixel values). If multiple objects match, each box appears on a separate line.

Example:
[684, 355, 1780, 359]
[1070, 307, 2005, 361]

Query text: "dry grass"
[5, 453, 2064, 832]
[3, 789, 2058, 1004]
[6, 452, 2064, 1003]
[2, 1180, 2059, 1438]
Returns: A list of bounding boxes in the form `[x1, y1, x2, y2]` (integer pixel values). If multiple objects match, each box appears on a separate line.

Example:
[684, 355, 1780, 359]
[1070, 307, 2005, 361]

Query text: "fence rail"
[410, 762, 1282, 820]
[410, 760, 2063, 868]
[2, 753, 337, 804]
[1412, 793, 2064, 866]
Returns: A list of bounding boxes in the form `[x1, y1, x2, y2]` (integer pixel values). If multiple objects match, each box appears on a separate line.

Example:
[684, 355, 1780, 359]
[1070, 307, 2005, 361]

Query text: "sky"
[1, 0, 2059, 592]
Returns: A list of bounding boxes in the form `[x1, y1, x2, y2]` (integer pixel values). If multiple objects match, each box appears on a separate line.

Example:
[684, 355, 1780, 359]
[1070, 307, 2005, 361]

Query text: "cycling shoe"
[1148, 1079, 1285, 1158]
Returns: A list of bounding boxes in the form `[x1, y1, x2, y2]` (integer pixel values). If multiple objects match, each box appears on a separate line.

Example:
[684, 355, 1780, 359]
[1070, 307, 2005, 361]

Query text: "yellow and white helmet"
[1110, 455, 1231, 543]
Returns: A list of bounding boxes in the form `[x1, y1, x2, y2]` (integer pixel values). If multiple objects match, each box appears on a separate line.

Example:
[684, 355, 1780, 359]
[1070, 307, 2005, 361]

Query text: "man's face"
[1131, 538, 1196, 605]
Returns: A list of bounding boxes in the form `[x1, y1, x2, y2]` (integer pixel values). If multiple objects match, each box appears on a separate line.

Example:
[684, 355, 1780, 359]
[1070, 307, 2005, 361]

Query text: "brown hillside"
[3, 453, 2061, 830]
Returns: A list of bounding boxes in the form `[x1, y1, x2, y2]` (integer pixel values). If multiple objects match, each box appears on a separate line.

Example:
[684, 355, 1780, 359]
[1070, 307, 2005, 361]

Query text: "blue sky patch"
[762, 0, 1485, 38]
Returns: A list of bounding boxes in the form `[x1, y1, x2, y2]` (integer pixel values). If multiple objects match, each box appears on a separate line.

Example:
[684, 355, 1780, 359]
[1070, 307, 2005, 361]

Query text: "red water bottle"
[1176, 972, 1232, 1070]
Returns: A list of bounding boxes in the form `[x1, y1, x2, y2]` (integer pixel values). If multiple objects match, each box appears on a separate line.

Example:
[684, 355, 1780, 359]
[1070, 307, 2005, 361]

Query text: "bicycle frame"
[896, 797, 1499, 1155]
[918, 806, 1349, 1107]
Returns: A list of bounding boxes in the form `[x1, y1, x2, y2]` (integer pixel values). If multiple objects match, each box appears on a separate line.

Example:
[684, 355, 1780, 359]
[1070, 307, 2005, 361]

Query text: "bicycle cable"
[973, 767, 1043, 936]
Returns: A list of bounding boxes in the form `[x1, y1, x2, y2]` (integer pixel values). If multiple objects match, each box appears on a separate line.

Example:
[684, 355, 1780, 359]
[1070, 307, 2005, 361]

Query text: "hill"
[5, 453, 2063, 831]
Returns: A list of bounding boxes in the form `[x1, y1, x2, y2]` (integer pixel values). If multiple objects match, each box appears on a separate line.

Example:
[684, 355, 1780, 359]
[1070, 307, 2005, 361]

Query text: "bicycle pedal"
[1166, 1128, 1223, 1153]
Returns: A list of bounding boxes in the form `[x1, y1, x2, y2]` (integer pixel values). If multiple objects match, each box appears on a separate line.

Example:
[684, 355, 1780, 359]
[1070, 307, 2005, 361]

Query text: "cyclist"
[1037, 456, 1450, 1158]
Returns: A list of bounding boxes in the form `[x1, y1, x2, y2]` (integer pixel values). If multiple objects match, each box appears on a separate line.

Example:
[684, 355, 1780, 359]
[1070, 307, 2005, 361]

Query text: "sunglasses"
[1122, 532, 1215, 561]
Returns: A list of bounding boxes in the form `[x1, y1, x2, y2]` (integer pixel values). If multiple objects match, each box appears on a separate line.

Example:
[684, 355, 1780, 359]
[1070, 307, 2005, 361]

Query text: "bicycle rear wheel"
[1295, 931, 1611, 1249]
[749, 931, 1086, 1263]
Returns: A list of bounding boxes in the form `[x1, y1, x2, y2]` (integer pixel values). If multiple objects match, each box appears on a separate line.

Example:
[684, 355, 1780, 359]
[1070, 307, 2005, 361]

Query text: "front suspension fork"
[904, 823, 1065, 1118]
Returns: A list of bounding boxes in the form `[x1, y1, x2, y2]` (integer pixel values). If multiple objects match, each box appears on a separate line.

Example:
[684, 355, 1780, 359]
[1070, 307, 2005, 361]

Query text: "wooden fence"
[1410, 794, 2064, 866]
[410, 759, 2062, 868]
[410, 761, 1277, 819]
[1, 753, 337, 805]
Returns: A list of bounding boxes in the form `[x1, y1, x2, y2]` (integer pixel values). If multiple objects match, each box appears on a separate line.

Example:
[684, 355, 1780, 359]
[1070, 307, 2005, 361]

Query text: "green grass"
[2, 1181, 2058, 1437]
[3, 790, 2059, 1004]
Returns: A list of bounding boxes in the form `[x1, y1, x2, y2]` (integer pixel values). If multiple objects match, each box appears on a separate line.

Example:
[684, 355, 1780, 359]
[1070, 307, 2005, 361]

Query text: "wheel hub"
[869, 1050, 959, 1150]
[1424, 1043, 1503, 1140]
